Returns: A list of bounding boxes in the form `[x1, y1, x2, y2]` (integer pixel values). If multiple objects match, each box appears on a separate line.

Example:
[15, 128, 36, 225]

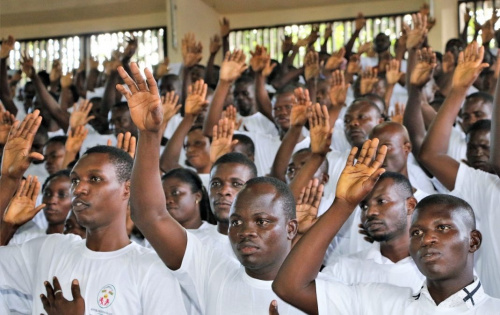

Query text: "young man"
[323, 172, 425, 294]
[418, 42, 500, 298]
[0, 117, 186, 315]
[273, 139, 500, 314]
[118, 62, 306, 314]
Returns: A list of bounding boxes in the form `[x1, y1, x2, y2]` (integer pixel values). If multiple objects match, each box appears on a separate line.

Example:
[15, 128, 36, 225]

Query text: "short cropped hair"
[415, 194, 476, 229]
[349, 98, 383, 118]
[244, 176, 296, 220]
[467, 119, 491, 138]
[44, 135, 67, 147]
[233, 134, 255, 156]
[82, 145, 133, 183]
[378, 172, 413, 198]
[212, 152, 258, 178]
[42, 169, 71, 192]
[465, 92, 494, 104]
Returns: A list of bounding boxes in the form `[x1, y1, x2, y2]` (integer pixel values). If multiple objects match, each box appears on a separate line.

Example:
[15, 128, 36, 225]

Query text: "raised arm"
[0, 36, 18, 116]
[344, 13, 366, 57]
[273, 139, 386, 315]
[116, 62, 187, 269]
[419, 42, 489, 190]
[202, 50, 247, 137]
[205, 35, 221, 87]
[160, 80, 208, 173]
[251, 45, 274, 122]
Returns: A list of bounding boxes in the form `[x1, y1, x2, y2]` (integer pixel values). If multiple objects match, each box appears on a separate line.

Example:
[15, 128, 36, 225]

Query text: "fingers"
[269, 300, 279, 315]
[116, 66, 138, 97]
[71, 279, 82, 300]
[130, 62, 147, 92]
[52, 277, 63, 298]
[346, 146, 358, 167]
[44, 280, 55, 305]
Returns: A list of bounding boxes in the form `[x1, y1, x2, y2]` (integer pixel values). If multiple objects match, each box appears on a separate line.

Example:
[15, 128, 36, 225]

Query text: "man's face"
[209, 163, 254, 224]
[409, 204, 473, 281]
[316, 80, 332, 108]
[70, 153, 128, 230]
[344, 102, 382, 148]
[461, 98, 492, 132]
[233, 82, 256, 116]
[43, 176, 72, 225]
[228, 183, 294, 276]
[286, 151, 325, 185]
[374, 34, 390, 54]
[110, 107, 137, 137]
[466, 130, 492, 173]
[184, 129, 210, 171]
[159, 76, 181, 96]
[43, 142, 66, 175]
[371, 126, 410, 173]
[273, 93, 294, 132]
[360, 178, 409, 242]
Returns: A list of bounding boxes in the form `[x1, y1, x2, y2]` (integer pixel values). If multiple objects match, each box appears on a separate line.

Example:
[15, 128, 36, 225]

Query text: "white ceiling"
[200, 0, 393, 14]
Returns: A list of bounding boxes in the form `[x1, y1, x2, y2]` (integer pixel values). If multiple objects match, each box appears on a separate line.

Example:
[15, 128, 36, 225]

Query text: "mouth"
[348, 130, 364, 138]
[214, 200, 232, 208]
[365, 221, 385, 232]
[419, 250, 441, 263]
[237, 242, 259, 255]
[72, 198, 90, 212]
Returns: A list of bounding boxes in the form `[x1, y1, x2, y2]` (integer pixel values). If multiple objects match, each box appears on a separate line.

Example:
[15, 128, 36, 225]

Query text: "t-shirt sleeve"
[140, 259, 188, 315]
[0, 235, 48, 313]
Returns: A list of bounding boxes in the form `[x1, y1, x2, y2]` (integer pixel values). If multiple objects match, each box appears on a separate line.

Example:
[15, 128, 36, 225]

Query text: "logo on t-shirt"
[97, 284, 116, 308]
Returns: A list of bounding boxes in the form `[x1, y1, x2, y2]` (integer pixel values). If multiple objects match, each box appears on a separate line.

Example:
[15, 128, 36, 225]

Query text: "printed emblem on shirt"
[97, 284, 116, 308]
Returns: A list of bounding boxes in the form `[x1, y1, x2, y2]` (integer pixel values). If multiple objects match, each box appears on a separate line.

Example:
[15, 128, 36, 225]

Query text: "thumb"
[28, 152, 44, 162]
[71, 279, 82, 299]
[269, 300, 279, 315]
[33, 203, 46, 214]
[85, 116, 95, 124]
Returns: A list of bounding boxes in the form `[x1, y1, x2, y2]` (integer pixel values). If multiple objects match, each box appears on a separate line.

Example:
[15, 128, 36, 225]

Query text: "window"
[458, 0, 499, 45]
[5, 27, 166, 74]
[228, 12, 415, 67]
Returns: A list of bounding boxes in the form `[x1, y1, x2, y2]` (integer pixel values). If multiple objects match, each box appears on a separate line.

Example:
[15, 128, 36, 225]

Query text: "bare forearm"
[101, 70, 120, 123]
[255, 73, 274, 121]
[132, 131, 187, 269]
[0, 176, 19, 218]
[0, 221, 18, 246]
[222, 36, 230, 57]
[344, 29, 361, 57]
[0, 58, 18, 116]
[32, 73, 70, 131]
[59, 87, 73, 112]
[403, 85, 426, 156]
[270, 126, 302, 181]
[289, 154, 324, 199]
[384, 84, 395, 115]
[203, 80, 231, 137]
[272, 67, 304, 91]
[160, 115, 195, 172]
[85, 69, 99, 92]
[205, 54, 217, 87]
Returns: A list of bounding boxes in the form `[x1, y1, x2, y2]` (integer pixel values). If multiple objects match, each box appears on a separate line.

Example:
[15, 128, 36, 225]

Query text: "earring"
[195, 199, 200, 204]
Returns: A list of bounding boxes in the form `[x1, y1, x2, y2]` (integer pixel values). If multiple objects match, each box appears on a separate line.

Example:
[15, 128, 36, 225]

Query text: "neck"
[217, 221, 229, 235]
[46, 223, 64, 235]
[399, 166, 409, 179]
[379, 233, 410, 263]
[197, 163, 212, 174]
[426, 270, 475, 305]
[245, 245, 291, 281]
[182, 217, 203, 230]
[85, 220, 130, 252]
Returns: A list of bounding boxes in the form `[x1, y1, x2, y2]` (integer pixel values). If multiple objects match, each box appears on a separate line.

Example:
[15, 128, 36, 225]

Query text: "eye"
[437, 225, 451, 231]
[230, 219, 242, 227]
[257, 219, 270, 226]
[172, 190, 180, 196]
[377, 199, 387, 205]
[410, 229, 422, 237]
[360, 203, 368, 211]
[90, 176, 102, 182]
[70, 178, 80, 185]
[232, 181, 244, 188]
[210, 181, 221, 188]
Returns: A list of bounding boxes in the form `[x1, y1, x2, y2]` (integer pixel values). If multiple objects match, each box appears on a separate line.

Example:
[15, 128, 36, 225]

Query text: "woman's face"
[162, 177, 202, 229]
[184, 129, 211, 172]
[43, 176, 72, 225]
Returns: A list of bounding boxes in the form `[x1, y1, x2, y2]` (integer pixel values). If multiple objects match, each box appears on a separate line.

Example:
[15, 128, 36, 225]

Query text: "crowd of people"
[0, 4, 499, 314]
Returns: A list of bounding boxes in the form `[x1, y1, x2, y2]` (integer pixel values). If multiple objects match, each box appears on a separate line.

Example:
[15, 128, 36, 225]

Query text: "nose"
[349, 118, 360, 127]
[71, 181, 88, 197]
[45, 194, 58, 205]
[421, 231, 437, 247]
[365, 205, 379, 218]
[219, 182, 234, 197]
[237, 222, 257, 238]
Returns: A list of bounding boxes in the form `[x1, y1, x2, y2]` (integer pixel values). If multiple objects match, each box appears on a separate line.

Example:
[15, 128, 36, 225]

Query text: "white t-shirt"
[188, 223, 237, 262]
[323, 242, 425, 294]
[448, 125, 467, 162]
[407, 153, 436, 194]
[234, 130, 281, 177]
[316, 276, 499, 314]
[79, 124, 116, 156]
[9, 221, 45, 245]
[0, 234, 187, 315]
[172, 231, 306, 315]
[239, 112, 279, 137]
[451, 164, 500, 298]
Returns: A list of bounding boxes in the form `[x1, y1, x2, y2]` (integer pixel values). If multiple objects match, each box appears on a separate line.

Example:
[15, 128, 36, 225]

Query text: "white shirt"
[239, 112, 279, 137]
[188, 223, 237, 262]
[24, 163, 49, 189]
[79, 124, 116, 156]
[0, 234, 187, 315]
[234, 130, 281, 177]
[451, 164, 500, 298]
[9, 221, 45, 245]
[448, 125, 467, 162]
[323, 242, 425, 294]
[316, 276, 500, 314]
[407, 153, 436, 194]
[172, 232, 306, 315]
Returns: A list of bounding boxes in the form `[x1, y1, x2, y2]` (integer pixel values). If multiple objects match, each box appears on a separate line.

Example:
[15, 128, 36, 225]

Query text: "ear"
[406, 196, 417, 216]
[194, 191, 202, 204]
[321, 173, 330, 186]
[287, 219, 298, 241]
[469, 230, 482, 253]
[123, 180, 131, 199]
[403, 141, 412, 155]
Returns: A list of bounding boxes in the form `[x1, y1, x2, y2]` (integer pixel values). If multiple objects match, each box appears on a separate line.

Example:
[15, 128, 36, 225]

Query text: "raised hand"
[410, 47, 437, 88]
[160, 91, 181, 132]
[323, 23, 333, 41]
[481, 20, 495, 43]
[50, 60, 63, 83]
[1, 110, 43, 179]
[185, 79, 209, 116]
[403, 13, 428, 50]
[123, 34, 138, 59]
[291, 87, 312, 127]
[360, 67, 379, 95]
[20, 52, 34, 77]
[116, 62, 163, 133]
[304, 50, 320, 81]
[181, 33, 203, 68]
[442, 51, 456, 74]
[355, 12, 366, 31]
[0, 35, 15, 59]
[464, 8, 472, 25]
[281, 35, 294, 54]
[210, 118, 238, 163]
[155, 57, 170, 78]
[3, 176, 45, 226]
[220, 17, 231, 38]
[210, 35, 222, 55]
[357, 41, 372, 55]
[389, 102, 405, 124]
[60, 73, 73, 89]
[221, 104, 243, 129]
[0, 110, 16, 144]
[69, 100, 95, 130]
[329, 70, 350, 107]
[346, 54, 361, 75]
[385, 59, 404, 85]
[250, 45, 270, 73]
[40, 277, 85, 315]
[296, 179, 323, 235]
[219, 50, 248, 83]
[65, 126, 88, 155]
[89, 57, 99, 70]
[309, 103, 331, 156]
[452, 41, 489, 90]
[262, 58, 277, 78]
[324, 47, 346, 71]
[108, 132, 137, 158]
[335, 139, 387, 205]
